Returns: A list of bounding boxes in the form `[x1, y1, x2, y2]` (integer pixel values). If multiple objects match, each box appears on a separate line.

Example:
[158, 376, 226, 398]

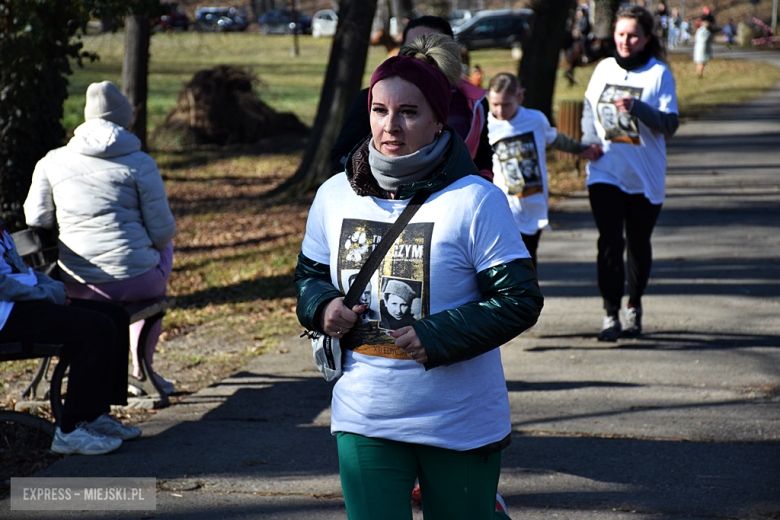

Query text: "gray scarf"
[368, 131, 451, 192]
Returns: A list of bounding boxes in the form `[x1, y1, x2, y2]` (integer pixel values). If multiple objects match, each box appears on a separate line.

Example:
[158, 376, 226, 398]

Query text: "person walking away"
[723, 19, 736, 50]
[694, 19, 714, 78]
[580, 5, 679, 341]
[680, 18, 691, 45]
[296, 42, 544, 518]
[700, 6, 715, 24]
[572, 6, 593, 62]
[24, 81, 177, 393]
[653, 2, 669, 43]
[487, 73, 603, 269]
[0, 220, 141, 455]
[668, 7, 682, 48]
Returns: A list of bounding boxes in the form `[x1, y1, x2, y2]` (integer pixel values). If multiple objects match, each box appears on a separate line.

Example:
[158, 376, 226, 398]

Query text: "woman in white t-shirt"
[295, 34, 543, 519]
[581, 5, 679, 341]
[693, 19, 713, 78]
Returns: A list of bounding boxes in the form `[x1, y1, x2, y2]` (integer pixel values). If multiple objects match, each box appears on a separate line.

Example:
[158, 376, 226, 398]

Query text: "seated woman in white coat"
[24, 81, 177, 394]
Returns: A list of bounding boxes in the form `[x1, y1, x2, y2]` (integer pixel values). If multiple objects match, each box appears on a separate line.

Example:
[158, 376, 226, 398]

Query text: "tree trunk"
[390, 0, 414, 19]
[248, 0, 262, 21]
[122, 13, 150, 151]
[270, 0, 378, 197]
[518, 0, 575, 124]
[593, 0, 622, 38]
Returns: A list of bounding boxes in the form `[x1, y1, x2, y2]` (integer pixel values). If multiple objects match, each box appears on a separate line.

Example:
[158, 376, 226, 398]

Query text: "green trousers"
[337, 432, 512, 520]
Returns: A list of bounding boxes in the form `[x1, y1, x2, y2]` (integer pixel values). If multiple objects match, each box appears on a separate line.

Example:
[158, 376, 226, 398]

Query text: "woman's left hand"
[614, 96, 634, 114]
[388, 326, 428, 364]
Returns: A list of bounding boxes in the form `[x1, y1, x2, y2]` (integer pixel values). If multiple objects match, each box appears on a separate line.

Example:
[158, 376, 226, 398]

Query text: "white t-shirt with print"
[584, 57, 678, 204]
[301, 173, 530, 451]
[488, 107, 558, 235]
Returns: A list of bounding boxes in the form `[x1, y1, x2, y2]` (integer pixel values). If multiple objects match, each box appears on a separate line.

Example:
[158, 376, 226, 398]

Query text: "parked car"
[453, 9, 531, 51]
[195, 6, 249, 32]
[449, 9, 474, 29]
[151, 2, 189, 31]
[311, 9, 338, 38]
[258, 9, 312, 35]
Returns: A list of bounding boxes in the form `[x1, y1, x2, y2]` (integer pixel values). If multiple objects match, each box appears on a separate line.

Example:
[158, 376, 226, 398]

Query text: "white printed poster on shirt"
[597, 84, 644, 144]
[336, 218, 433, 360]
[493, 131, 543, 198]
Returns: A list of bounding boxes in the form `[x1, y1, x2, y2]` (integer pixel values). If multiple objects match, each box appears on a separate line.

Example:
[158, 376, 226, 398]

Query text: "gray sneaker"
[597, 315, 621, 342]
[622, 306, 643, 337]
[51, 426, 123, 455]
[86, 414, 142, 441]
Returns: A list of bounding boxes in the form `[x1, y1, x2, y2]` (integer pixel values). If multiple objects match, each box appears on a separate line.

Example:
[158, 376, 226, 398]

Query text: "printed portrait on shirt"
[378, 277, 422, 330]
[341, 269, 380, 322]
[493, 132, 543, 198]
[336, 219, 433, 361]
[597, 84, 644, 144]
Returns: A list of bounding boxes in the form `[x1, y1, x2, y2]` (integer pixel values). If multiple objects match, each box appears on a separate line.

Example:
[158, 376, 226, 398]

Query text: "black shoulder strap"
[343, 190, 431, 309]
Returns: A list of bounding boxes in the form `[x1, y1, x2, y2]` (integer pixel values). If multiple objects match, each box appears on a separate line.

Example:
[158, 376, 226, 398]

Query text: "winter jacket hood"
[67, 119, 142, 158]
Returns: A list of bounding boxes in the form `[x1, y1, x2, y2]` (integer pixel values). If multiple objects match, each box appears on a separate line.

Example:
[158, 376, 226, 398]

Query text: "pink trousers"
[65, 242, 174, 377]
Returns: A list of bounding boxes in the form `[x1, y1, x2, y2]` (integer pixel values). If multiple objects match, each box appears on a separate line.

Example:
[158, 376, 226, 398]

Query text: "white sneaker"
[623, 305, 643, 337]
[85, 414, 142, 441]
[51, 425, 123, 455]
[597, 315, 621, 342]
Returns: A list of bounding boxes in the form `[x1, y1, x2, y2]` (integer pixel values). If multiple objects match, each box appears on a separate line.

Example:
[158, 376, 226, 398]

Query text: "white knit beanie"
[84, 81, 133, 128]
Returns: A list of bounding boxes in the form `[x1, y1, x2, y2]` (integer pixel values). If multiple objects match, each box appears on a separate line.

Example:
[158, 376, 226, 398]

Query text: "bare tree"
[122, 12, 150, 150]
[518, 0, 575, 124]
[270, 0, 378, 197]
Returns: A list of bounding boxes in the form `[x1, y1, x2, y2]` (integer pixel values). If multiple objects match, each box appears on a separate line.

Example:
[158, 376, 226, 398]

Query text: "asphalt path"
[3, 45, 779, 520]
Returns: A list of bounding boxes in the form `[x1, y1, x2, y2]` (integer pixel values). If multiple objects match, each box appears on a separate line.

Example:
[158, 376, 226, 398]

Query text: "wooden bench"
[0, 227, 174, 431]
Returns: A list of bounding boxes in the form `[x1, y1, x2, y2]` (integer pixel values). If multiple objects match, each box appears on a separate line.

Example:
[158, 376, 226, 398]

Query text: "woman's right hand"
[320, 297, 366, 338]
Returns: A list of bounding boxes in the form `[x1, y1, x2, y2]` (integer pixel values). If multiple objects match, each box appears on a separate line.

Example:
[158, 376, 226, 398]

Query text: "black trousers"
[0, 299, 130, 429]
[521, 230, 542, 271]
[588, 183, 662, 314]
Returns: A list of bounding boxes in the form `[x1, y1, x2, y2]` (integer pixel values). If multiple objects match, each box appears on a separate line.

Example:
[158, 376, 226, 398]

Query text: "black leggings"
[521, 230, 542, 271]
[588, 183, 662, 314]
[0, 299, 130, 430]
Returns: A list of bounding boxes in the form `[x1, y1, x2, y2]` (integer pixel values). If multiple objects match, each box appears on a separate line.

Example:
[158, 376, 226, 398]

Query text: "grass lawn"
[4, 33, 779, 411]
[64, 32, 780, 360]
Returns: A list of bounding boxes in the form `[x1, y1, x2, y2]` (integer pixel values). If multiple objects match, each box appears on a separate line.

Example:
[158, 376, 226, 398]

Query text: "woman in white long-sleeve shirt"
[580, 5, 679, 342]
[24, 81, 176, 391]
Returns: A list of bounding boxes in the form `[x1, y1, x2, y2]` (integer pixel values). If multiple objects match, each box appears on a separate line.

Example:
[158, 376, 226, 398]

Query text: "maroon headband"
[368, 55, 452, 124]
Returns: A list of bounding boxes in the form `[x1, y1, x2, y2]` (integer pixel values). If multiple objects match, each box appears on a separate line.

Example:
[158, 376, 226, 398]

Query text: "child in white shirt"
[487, 73, 602, 268]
